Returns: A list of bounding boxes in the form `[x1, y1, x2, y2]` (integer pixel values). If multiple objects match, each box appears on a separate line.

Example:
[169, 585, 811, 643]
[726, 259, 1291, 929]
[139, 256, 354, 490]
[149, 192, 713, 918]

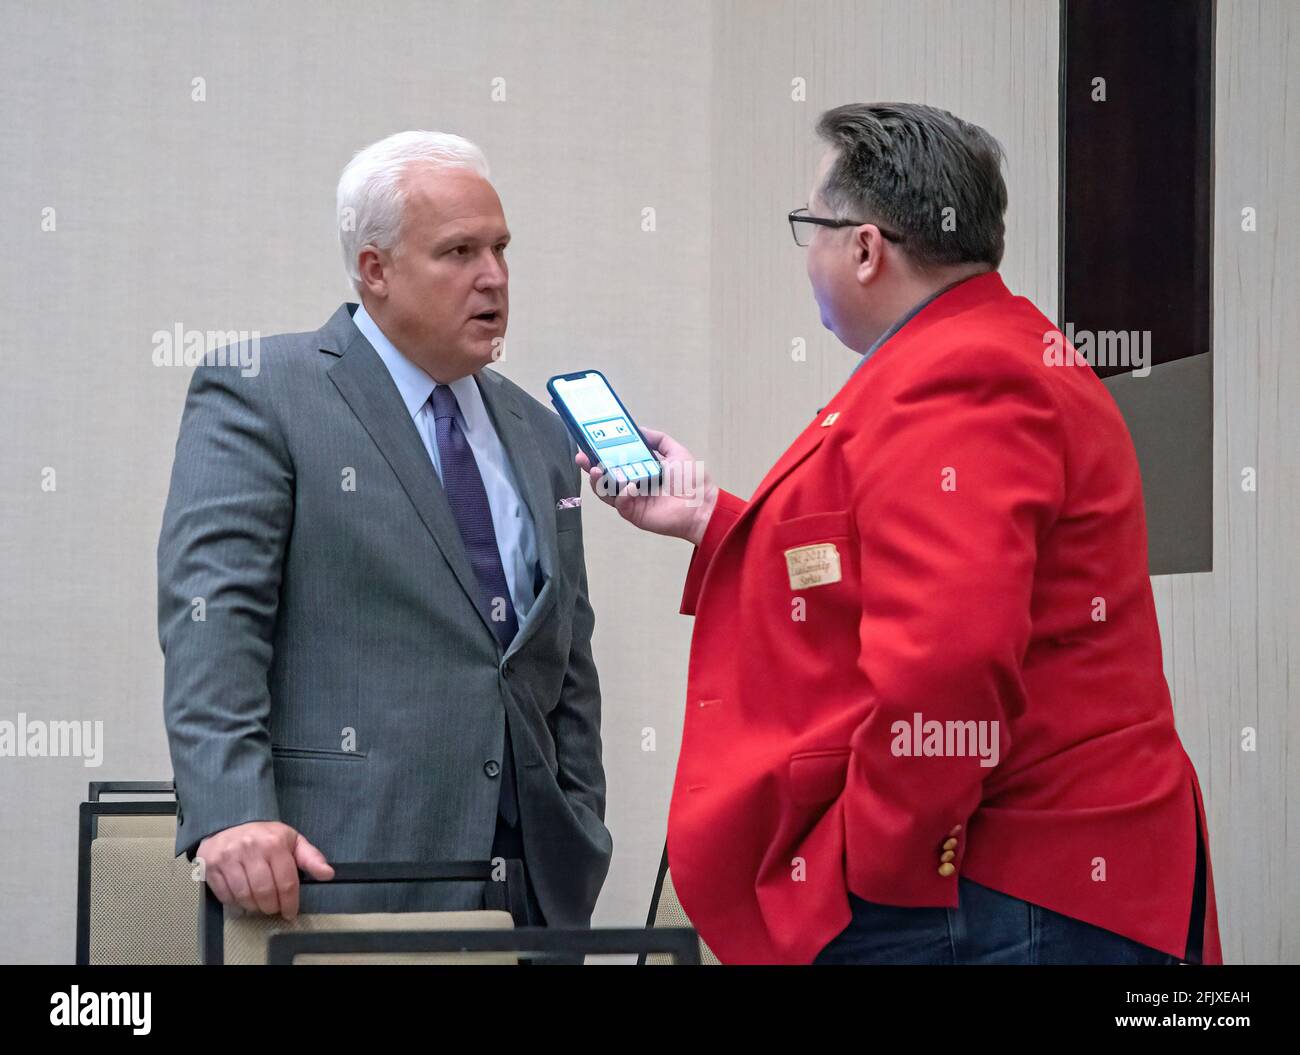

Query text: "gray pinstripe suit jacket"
[157, 303, 611, 925]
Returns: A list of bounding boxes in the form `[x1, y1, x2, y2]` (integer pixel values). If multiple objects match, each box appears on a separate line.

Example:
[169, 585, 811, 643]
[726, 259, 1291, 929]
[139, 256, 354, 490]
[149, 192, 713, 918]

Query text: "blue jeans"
[813, 878, 1182, 964]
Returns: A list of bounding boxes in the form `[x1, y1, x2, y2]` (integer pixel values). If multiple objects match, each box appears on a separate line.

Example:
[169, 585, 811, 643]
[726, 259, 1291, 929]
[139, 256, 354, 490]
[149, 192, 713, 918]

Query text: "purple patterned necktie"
[430, 383, 520, 825]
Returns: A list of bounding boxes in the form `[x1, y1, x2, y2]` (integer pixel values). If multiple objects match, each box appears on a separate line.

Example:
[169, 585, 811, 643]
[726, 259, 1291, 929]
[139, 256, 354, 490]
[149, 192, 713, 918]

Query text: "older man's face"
[380, 165, 510, 380]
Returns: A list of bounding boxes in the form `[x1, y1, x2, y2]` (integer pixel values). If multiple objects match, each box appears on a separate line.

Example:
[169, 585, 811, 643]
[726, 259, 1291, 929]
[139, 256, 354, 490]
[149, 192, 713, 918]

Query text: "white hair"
[336, 130, 491, 294]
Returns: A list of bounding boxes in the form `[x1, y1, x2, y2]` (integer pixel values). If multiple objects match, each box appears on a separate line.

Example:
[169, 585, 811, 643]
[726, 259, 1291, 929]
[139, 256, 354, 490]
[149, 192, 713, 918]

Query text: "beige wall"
[1, 0, 1295, 963]
[1148, 0, 1300, 964]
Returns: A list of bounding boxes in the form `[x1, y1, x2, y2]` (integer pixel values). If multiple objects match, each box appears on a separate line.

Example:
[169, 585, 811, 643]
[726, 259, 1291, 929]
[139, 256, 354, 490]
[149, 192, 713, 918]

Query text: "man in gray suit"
[158, 130, 611, 927]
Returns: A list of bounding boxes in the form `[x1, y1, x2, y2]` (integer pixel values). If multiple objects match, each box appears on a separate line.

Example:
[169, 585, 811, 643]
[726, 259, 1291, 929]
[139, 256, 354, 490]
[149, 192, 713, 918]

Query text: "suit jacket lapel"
[730, 420, 830, 538]
[321, 305, 501, 645]
[476, 367, 559, 660]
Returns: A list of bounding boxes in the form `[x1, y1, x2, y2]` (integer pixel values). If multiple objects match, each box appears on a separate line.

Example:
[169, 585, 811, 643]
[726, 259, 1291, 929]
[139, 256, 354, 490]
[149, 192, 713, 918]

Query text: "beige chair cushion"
[96, 814, 178, 838]
[226, 909, 517, 965]
[649, 867, 719, 965]
[89, 836, 200, 964]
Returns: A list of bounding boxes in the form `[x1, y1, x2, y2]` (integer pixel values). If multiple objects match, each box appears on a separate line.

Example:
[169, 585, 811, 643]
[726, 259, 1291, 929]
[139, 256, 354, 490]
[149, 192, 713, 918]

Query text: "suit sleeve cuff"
[680, 488, 746, 616]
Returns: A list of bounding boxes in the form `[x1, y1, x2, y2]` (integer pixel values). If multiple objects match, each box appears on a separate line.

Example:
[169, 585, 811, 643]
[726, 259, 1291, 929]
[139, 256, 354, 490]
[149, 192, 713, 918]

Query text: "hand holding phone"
[574, 426, 717, 545]
[547, 369, 716, 544]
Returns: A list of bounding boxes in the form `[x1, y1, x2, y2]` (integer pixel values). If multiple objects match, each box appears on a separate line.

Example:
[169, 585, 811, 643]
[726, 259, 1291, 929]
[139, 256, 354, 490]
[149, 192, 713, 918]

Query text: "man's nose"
[475, 251, 507, 290]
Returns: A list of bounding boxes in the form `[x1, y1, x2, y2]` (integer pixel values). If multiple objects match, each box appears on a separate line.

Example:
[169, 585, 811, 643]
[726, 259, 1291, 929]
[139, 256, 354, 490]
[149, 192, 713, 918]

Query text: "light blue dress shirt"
[352, 302, 539, 622]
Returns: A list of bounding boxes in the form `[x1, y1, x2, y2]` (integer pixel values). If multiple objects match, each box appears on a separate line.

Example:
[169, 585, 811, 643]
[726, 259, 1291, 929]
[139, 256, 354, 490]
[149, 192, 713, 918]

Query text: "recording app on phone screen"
[551, 372, 660, 485]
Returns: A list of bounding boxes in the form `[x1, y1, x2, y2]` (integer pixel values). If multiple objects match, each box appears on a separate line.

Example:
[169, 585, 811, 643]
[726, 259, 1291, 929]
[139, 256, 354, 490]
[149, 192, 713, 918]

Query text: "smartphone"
[547, 370, 662, 488]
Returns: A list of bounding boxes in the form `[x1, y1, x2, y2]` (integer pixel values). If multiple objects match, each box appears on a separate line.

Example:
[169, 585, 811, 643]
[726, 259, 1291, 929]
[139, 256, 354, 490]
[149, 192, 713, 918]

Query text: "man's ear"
[853, 224, 885, 286]
[357, 245, 389, 298]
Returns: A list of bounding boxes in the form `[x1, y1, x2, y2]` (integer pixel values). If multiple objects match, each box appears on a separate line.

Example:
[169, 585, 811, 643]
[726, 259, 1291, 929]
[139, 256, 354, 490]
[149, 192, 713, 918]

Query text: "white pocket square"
[556, 496, 582, 509]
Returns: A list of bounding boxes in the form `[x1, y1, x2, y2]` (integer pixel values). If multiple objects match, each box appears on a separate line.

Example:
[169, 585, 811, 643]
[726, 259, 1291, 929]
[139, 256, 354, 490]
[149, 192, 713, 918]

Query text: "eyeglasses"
[787, 206, 906, 248]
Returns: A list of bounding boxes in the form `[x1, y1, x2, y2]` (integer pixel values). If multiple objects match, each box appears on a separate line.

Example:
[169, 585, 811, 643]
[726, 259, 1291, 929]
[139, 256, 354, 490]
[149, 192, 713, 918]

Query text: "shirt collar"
[352, 302, 482, 422]
[850, 272, 983, 377]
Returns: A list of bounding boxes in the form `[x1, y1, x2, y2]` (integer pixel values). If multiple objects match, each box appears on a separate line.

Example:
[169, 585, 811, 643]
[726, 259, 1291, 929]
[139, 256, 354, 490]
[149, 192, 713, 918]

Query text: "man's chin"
[466, 336, 505, 369]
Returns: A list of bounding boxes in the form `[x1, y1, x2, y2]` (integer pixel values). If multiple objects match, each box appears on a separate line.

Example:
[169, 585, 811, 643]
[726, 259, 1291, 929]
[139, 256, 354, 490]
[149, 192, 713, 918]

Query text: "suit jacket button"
[938, 862, 956, 877]
[943, 837, 959, 851]
[484, 760, 501, 778]
[940, 850, 955, 863]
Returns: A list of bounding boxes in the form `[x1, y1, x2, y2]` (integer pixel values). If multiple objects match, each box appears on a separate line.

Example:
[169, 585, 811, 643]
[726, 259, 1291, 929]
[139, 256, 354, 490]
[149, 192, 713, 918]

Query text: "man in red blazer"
[579, 103, 1221, 965]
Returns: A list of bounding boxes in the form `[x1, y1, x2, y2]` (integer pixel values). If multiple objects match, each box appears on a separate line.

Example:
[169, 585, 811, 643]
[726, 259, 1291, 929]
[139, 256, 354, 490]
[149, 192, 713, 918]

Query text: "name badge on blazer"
[784, 543, 842, 590]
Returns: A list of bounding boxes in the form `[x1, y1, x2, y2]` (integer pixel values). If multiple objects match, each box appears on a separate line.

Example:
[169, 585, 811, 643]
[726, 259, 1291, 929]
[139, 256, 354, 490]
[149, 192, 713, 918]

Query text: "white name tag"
[784, 543, 842, 590]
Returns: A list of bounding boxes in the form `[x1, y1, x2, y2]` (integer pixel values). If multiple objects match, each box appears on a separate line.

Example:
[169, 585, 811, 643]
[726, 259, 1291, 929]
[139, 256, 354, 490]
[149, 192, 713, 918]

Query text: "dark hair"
[815, 102, 1008, 269]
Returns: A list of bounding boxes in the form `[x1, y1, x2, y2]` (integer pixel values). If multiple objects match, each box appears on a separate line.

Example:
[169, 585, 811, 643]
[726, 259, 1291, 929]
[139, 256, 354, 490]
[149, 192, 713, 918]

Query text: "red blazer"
[669, 272, 1221, 964]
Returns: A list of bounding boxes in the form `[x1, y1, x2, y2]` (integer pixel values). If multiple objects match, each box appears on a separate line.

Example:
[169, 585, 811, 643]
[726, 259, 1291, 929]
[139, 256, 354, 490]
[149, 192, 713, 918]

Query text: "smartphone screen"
[548, 370, 661, 486]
